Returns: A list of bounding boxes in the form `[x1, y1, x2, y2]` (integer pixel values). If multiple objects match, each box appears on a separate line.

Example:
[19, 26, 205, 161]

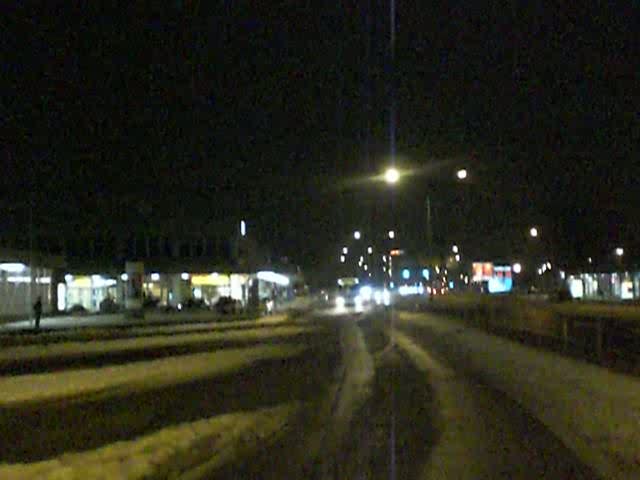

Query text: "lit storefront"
[0, 262, 53, 318]
[567, 271, 638, 301]
[60, 274, 119, 312]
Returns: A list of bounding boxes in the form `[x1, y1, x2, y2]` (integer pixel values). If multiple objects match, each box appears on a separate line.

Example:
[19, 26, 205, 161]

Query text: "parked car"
[99, 297, 119, 313]
[215, 296, 242, 314]
[68, 304, 88, 315]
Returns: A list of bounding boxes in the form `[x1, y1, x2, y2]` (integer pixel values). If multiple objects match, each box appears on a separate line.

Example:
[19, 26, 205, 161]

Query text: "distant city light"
[181, 272, 190, 280]
[388, 230, 395, 239]
[455, 254, 461, 262]
[588, 257, 593, 264]
[422, 269, 430, 280]
[452, 245, 459, 254]
[615, 247, 624, 257]
[513, 263, 522, 274]
[367, 246, 373, 254]
[120, 273, 128, 282]
[340, 255, 346, 263]
[342, 247, 348, 255]
[382, 255, 387, 263]
[385, 167, 400, 184]
[402, 269, 410, 280]
[456, 169, 468, 180]
[546, 262, 552, 270]
[530, 227, 539, 238]
[151, 273, 160, 282]
[240, 220, 247, 237]
[364, 264, 368, 271]
[354, 231, 361, 240]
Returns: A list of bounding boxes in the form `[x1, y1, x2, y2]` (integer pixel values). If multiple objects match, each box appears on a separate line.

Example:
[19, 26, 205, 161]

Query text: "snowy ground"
[398, 311, 640, 479]
[0, 403, 298, 480]
[0, 324, 315, 364]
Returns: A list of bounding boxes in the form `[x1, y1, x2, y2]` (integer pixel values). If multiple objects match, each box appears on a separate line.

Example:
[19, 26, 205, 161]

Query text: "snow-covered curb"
[0, 325, 314, 363]
[0, 403, 298, 480]
[399, 312, 640, 480]
[0, 344, 305, 407]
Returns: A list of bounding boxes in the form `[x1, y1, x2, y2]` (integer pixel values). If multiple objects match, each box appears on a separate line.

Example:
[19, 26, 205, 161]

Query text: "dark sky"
[2, 2, 638, 273]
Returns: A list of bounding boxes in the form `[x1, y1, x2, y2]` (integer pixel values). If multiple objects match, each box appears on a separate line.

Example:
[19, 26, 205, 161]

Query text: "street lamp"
[340, 255, 346, 263]
[529, 227, 539, 238]
[388, 230, 395, 239]
[513, 263, 522, 274]
[385, 167, 400, 184]
[456, 168, 468, 180]
[354, 231, 361, 240]
[452, 245, 459, 254]
[367, 246, 373, 254]
[342, 246, 348, 255]
[615, 247, 624, 257]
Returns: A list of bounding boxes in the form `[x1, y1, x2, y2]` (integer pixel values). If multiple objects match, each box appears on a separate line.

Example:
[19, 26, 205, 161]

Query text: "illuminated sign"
[191, 273, 230, 286]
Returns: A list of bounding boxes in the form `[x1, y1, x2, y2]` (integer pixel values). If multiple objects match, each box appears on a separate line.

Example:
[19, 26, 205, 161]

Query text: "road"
[0, 306, 604, 479]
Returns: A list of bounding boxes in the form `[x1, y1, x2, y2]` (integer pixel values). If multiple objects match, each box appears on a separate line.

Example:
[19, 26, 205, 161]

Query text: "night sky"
[2, 2, 638, 276]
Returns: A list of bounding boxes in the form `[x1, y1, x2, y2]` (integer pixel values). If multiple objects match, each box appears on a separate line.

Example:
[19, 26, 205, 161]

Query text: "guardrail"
[409, 295, 640, 368]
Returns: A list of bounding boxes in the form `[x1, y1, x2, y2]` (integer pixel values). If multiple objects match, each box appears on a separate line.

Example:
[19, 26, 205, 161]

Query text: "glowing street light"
[615, 247, 624, 257]
[512, 263, 522, 274]
[240, 220, 247, 237]
[452, 245, 459, 254]
[455, 254, 461, 262]
[354, 231, 361, 240]
[340, 255, 346, 263]
[456, 168, 468, 180]
[530, 227, 539, 238]
[388, 230, 395, 239]
[385, 167, 400, 184]
[367, 246, 373, 254]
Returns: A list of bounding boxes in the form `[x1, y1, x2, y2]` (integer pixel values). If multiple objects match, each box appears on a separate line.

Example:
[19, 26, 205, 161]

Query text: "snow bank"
[399, 312, 640, 479]
[0, 344, 305, 407]
[0, 403, 298, 480]
[0, 324, 314, 363]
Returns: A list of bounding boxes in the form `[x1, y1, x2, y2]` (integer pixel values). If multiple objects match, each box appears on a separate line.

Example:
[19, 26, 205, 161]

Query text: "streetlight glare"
[342, 247, 348, 255]
[452, 245, 459, 254]
[354, 231, 361, 240]
[530, 227, 539, 238]
[456, 168, 468, 180]
[340, 255, 346, 263]
[388, 230, 395, 239]
[513, 263, 522, 274]
[367, 246, 373, 254]
[385, 168, 400, 184]
[615, 247, 624, 257]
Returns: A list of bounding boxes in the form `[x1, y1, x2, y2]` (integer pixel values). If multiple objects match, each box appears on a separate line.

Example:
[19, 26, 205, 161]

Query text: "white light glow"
[367, 246, 373, 254]
[240, 220, 247, 237]
[342, 247, 348, 255]
[385, 168, 400, 184]
[7, 276, 31, 283]
[455, 254, 461, 262]
[513, 263, 522, 274]
[151, 273, 160, 281]
[57, 283, 67, 311]
[360, 286, 373, 301]
[364, 264, 368, 271]
[402, 269, 410, 280]
[452, 245, 459, 254]
[422, 269, 430, 280]
[530, 227, 539, 238]
[120, 273, 128, 282]
[65, 274, 74, 283]
[257, 271, 290, 286]
[0, 263, 27, 273]
[181, 272, 190, 280]
[354, 231, 361, 240]
[335, 296, 345, 309]
[456, 169, 468, 180]
[388, 230, 395, 239]
[546, 262, 552, 270]
[340, 255, 346, 263]
[615, 247, 624, 257]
